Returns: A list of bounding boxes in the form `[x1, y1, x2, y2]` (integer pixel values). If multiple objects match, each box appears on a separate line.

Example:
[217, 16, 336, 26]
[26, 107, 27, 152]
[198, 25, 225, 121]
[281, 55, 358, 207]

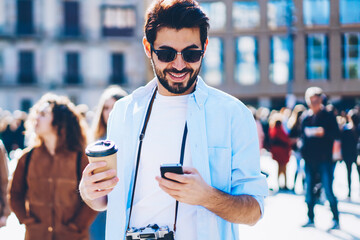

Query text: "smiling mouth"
[169, 72, 187, 78]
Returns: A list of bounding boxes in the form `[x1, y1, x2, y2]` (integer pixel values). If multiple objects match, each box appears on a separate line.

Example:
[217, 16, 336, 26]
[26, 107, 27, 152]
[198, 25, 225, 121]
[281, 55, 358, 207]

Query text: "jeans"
[343, 156, 357, 196]
[90, 211, 107, 240]
[305, 161, 339, 222]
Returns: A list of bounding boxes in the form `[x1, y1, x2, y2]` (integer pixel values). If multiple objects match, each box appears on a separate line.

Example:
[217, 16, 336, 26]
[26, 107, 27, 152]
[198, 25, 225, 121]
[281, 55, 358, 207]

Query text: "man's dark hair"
[144, 0, 209, 48]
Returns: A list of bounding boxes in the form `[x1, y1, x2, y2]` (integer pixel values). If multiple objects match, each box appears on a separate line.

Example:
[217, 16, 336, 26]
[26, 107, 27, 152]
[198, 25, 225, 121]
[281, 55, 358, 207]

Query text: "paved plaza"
[239, 154, 360, 240]
[1, 154, 360, 240]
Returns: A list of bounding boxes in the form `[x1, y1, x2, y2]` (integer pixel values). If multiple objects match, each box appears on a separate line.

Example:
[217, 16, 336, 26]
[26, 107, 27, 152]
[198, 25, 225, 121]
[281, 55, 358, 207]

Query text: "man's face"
[309, 95, 322, 113]
[144, 27, 207, 96]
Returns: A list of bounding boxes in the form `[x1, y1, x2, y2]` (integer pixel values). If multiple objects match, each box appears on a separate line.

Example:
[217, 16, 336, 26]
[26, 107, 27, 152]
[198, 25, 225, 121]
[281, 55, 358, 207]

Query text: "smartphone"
[160, 163, 184, 182]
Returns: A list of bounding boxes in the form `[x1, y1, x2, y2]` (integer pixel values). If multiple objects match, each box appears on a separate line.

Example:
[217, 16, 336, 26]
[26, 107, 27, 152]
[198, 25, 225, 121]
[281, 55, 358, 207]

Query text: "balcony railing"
[64, 75, 82, 85]
[16, 23, 35, 36]
[102, 27, 135, 37]
[17, 74, 36, 84]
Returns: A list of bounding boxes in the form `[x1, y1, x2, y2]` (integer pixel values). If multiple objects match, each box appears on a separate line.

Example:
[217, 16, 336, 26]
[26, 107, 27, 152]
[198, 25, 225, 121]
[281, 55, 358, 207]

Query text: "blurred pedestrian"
[1, 115, 17, 155]
[89, 86, 127, 240]
[279, 107, 291, 132]
[356, 110, 360, 185]
[340, 109, 359, 198]
[0, 139, 10, 228]
[248, 106, 265, 151]
[288, 104, 306, 192]
[257, 107, 271, 152]
[300, 87, 340, 230]
[90, 86, 128, 142]
[269, 113, 291, 190]
[12, 110, 27, 150]
[8, 93, 97, 240]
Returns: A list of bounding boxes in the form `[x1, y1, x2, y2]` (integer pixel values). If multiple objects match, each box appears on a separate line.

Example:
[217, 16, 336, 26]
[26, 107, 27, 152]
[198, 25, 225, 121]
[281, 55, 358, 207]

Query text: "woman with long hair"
[90, 86, 128, 142]
[89, 86, 127, 240]
[9, 93, 97, 240]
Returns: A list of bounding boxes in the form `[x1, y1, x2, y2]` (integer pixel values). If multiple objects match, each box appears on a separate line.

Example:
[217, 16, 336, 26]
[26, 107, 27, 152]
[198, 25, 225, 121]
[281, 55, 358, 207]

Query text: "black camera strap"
[173, 123, 187, 232]
[127, 88, 188, 233]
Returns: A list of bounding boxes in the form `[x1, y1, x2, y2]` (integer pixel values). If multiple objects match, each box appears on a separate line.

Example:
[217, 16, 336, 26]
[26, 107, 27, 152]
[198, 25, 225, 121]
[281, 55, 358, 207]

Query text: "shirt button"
[48, 226, 53, 232]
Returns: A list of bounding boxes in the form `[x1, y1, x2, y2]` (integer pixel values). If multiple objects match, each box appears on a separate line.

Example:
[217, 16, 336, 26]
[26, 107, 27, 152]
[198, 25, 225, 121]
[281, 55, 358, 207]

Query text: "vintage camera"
[126, 224, 174, 240]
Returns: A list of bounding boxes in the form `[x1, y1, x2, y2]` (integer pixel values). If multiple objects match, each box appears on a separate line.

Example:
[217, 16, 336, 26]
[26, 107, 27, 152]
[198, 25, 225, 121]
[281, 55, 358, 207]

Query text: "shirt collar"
[192, 76, 208, 109]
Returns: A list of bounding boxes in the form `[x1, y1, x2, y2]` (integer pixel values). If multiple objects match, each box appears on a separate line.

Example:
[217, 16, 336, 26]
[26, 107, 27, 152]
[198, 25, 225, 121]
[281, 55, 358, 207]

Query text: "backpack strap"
[24, 149, 34, 190]
[76, 152, 82, 183]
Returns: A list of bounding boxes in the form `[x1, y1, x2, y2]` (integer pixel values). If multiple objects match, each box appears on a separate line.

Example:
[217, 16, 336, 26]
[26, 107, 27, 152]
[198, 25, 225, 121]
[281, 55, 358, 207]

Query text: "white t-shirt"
[130, 92, 197, 239]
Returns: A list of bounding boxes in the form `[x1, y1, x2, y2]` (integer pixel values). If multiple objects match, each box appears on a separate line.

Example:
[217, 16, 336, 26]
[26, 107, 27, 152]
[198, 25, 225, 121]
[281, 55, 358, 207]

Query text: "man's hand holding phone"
[156, 164, 213, 207]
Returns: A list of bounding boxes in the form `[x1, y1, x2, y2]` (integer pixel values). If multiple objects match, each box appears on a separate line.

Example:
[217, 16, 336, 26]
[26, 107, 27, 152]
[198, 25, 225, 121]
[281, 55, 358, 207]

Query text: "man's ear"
[203, 38, 209, 54]
[143, 37, 152, 58]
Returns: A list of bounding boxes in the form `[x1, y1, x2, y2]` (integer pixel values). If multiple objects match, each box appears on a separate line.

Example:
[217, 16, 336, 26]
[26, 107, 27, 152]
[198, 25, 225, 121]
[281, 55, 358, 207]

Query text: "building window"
[303, 0, 329, 26]
[102, 6, 136, 37]
[200, 2, 226, 31]
[65, 52, 81, 84]
[235, 36, 259, 85]
[63, 0, 80, 37]
[270, 36, 292, 85]
[16, 0, 34, 35]
[342, 33, 360, 79]
[340, 0, 360, 25]
[306, 34, 329, 80]
[201, 37, 224, 86]
[110, 53, 126, 84]
[267, 0, 294, 29]
[18, 51, 35, 84]
[233, 1, 260, 29]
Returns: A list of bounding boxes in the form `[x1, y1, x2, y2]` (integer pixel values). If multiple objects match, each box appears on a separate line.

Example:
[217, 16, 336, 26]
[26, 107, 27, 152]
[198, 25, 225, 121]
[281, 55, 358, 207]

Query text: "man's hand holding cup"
[79, 140, 119, 210]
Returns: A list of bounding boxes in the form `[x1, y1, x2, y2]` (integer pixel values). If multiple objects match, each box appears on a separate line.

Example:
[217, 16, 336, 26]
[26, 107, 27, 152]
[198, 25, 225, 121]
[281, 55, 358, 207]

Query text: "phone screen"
[160, 163, 183, 182]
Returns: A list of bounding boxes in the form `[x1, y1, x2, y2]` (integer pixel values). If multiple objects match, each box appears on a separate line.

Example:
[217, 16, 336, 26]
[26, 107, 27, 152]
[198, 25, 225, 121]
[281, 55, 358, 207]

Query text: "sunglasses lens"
[152, 45, 203, 63]
[156, 49, 176, 62]
[182, 50, 203, 63]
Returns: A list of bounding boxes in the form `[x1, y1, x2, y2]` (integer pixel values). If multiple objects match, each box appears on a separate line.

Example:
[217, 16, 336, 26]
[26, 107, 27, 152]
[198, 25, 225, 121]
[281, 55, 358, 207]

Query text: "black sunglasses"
[150, 44, 204, 63]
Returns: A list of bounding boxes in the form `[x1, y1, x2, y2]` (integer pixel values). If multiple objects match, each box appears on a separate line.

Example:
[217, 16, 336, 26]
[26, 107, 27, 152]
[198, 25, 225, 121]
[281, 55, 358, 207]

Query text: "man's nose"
[171, 53, 186, 70]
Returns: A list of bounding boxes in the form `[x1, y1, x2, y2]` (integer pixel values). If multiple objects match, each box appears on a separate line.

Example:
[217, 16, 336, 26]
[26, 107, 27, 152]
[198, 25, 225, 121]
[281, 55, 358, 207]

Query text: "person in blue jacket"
[79, 1, 268, 239]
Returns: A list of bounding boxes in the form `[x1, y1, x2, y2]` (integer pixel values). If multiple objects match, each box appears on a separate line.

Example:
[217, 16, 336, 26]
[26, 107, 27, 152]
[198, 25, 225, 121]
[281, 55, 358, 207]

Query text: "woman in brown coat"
[0, 140, 10, 228]
[9, 93, 97, 240]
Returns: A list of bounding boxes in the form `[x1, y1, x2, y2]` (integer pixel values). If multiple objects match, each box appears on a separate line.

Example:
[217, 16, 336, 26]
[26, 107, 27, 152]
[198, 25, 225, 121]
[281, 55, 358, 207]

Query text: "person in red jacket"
[269, 113, 291, 190]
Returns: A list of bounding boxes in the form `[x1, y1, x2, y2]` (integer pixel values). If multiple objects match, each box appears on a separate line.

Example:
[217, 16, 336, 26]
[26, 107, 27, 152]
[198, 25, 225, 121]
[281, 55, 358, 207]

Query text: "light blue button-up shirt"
[105, 77, 269, 240]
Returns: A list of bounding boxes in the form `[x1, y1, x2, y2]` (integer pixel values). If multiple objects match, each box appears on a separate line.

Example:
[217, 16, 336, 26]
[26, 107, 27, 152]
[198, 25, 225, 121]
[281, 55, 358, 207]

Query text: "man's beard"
[152, 59, 202, 94]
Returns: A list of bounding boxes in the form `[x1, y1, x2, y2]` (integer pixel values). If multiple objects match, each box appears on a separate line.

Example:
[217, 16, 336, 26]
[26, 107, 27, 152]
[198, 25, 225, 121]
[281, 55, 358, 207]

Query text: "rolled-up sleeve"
[230, 103, 269, 216]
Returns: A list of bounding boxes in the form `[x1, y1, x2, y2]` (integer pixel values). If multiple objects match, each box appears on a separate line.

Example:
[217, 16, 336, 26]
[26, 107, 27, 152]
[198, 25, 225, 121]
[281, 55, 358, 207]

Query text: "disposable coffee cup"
[85, 140, 118, 181]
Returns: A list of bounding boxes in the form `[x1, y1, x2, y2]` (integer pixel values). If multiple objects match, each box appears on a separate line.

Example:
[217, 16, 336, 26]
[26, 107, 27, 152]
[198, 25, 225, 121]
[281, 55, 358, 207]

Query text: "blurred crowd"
[0, 109, 27, 159]
[250, 95, 360, 196]
[250, 87, 360, 229]
[1, 86, 360, 238]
